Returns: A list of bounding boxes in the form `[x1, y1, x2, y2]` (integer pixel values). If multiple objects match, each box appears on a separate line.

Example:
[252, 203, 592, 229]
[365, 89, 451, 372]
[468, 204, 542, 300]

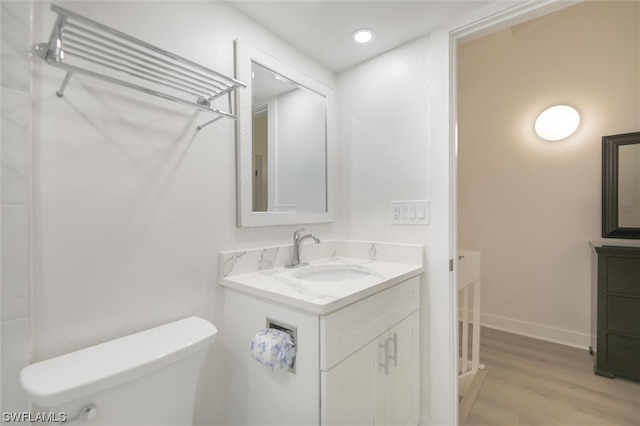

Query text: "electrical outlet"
[392, 205, 401, 221]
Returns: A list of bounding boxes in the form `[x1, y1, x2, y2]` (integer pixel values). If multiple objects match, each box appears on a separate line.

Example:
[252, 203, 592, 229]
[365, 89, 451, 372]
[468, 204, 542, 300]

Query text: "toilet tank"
[20, 317, 217, 425]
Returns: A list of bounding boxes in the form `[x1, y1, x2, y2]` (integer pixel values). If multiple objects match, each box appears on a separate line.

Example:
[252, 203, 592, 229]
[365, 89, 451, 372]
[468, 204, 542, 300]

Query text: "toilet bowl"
[20, 317, 217, 425]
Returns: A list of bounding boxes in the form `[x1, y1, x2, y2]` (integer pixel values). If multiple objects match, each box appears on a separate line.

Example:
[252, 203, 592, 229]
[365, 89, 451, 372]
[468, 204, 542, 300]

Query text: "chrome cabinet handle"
[379, 339, 390, 375]
[391, 332, 398, 368]
[379, 333, 398, 375]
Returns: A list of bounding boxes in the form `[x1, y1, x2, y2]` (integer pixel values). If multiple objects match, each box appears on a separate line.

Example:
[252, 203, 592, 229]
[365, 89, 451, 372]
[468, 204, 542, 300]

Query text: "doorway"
[452, 1, 640, 424]
[427, 1, 582, 424]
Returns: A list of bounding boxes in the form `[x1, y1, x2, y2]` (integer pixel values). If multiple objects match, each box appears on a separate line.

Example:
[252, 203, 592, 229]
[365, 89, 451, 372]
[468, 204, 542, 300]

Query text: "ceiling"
[226, 1, 498, 73]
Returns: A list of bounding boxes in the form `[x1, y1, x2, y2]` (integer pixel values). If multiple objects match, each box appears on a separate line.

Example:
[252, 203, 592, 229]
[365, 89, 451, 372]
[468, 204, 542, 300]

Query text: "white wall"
[336, 37, 431, 243]
[1, 0, 33, 417]
[30, 2, 336, 423]
[458, 1, 640, 348]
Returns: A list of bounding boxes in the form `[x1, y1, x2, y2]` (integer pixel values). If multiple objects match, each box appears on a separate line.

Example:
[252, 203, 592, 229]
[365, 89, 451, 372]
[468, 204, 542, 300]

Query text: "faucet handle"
[293, 228, 305, 237]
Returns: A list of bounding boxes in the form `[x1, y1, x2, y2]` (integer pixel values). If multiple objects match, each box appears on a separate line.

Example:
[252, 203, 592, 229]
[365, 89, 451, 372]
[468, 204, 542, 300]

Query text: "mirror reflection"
[618, 143, 640, 228]
[235, 40, 334, 228]
[602, 131, 640, 239]
[251, 62, 327, 213]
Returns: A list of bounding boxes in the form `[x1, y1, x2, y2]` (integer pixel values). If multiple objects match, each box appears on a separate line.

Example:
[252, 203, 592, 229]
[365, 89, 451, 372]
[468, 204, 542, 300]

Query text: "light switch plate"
[389, 200, 430, 225]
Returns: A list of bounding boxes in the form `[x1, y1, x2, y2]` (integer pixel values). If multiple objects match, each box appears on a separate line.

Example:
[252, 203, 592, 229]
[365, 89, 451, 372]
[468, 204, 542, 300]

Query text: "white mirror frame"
[235, 40, 335, 227]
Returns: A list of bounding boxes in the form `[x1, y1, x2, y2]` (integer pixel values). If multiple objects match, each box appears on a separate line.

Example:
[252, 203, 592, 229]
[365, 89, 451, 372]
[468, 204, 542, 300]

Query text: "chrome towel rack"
[34, 4, 246, 128]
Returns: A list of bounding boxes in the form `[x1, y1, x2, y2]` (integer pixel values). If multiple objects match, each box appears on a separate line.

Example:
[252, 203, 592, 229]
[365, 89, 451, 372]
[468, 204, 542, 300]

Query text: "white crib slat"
[471, 279, 481, 373]
[462, 286, 470, 373]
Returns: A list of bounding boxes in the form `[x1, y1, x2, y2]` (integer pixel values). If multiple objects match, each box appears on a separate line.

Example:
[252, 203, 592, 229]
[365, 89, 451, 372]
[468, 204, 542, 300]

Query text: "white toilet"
[20, 317, 217, 425]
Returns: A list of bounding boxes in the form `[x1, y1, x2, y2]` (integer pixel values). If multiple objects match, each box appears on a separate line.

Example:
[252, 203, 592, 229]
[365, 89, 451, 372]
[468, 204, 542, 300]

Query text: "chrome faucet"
[286, 228, 321, 268]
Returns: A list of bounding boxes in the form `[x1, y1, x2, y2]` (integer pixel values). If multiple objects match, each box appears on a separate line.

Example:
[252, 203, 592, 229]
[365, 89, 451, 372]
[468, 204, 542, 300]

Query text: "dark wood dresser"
[591, 243, 640, 381]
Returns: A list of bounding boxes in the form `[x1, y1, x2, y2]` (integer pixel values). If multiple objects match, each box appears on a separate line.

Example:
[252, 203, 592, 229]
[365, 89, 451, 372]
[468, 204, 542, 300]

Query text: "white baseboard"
[479, 313, 591, 350]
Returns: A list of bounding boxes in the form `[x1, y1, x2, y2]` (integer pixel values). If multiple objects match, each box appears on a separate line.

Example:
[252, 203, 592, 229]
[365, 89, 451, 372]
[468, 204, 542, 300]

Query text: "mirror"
[235, 40, 334, 227]
[602, 131, 640, 239]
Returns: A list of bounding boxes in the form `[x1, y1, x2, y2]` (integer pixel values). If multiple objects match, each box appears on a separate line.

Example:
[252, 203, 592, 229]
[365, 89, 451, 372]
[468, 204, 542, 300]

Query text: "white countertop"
[219, 256, 423, 315]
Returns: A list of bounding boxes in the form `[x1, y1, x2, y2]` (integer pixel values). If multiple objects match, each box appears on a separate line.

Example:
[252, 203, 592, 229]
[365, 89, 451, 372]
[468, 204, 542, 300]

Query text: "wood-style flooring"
[463, 327, 640, 426]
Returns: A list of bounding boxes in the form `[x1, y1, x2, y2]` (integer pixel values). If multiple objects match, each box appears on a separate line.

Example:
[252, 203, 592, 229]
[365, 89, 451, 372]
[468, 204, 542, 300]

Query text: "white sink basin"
[292, 265, 373, 282]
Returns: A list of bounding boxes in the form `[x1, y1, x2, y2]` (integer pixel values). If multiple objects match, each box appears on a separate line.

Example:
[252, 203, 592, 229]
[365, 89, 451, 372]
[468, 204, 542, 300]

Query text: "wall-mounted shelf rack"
[34, 4, 246, 128]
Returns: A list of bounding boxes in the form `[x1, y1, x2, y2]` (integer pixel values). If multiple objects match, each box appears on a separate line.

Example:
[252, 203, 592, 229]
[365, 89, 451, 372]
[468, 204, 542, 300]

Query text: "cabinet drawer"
[607, 257, 640, 295]
[606, 334, 640, 381]
[320, 276, 420, 371]
[607, 296, 640, 336]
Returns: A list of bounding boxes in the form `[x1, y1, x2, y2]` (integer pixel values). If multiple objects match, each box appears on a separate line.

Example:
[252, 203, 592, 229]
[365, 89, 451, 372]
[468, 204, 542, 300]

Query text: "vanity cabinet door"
[321, 311, 420, 426]
[383, 311, 420, 426]
[321, 339, 383, 425]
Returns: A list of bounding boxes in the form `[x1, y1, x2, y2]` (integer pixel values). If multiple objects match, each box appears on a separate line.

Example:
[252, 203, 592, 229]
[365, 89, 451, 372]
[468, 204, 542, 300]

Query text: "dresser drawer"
[606, 334, 640, 381]
[607, 256, 640, 295]
[320, 276, 420, 371]
[607, 296, 640, 336]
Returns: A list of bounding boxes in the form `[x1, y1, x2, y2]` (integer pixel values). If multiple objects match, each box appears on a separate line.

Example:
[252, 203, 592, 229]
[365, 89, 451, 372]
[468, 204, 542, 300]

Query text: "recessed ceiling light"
[352, 28, 374, 44]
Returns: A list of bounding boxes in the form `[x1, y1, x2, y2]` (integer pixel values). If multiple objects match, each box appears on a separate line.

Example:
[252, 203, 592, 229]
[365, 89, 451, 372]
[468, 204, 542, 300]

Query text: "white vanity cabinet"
[320, 276, 420, 425]
[223, 274, 420, 426]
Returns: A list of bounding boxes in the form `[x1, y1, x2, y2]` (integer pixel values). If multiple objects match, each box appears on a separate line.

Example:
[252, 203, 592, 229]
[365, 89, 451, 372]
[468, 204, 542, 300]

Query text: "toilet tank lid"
[20, 317, 217, 407]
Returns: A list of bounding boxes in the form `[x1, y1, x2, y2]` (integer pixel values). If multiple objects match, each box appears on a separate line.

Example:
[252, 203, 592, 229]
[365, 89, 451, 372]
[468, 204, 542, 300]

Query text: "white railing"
[457, 250, 482, 391]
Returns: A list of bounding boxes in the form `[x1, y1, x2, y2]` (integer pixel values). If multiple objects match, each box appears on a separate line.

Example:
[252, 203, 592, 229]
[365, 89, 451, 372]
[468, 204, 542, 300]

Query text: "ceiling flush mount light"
[535, 105, 580, 141]
[352, 28, 374, 44]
